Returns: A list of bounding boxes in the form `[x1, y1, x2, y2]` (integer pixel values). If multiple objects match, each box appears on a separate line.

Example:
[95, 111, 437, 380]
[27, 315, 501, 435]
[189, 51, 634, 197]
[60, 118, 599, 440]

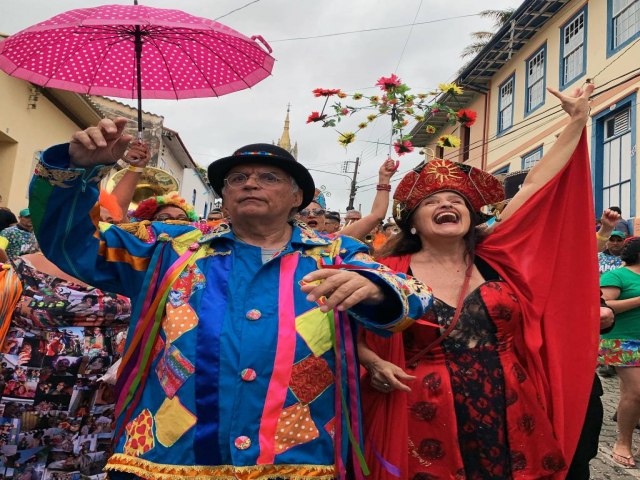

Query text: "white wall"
[157, 141, 185, 189]
[181, 168, 217, 219]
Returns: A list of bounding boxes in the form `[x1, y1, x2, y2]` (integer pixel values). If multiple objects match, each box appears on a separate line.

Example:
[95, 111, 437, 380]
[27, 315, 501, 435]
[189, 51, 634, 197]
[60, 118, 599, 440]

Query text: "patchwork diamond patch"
[163, 304, 198, 343]
[289, 355, 334, 404]
[155, 344, 195, 398]
[123, 409, 155, 457]
[295, 307, 332, 356]
[274, 403, 320, 454]
[154, 396, 197, 447]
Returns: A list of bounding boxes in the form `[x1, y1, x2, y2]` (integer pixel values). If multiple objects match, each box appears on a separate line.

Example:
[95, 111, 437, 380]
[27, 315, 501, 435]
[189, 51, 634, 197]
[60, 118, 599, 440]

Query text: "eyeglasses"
[224, 172, 286, 189]
[155, 214, 189, 222]
[299, 208, 325, 217]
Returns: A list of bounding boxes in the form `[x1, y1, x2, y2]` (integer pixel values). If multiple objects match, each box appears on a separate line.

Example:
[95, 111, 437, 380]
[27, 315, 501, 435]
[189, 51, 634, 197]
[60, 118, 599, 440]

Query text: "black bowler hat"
[207, 143, 315, 211]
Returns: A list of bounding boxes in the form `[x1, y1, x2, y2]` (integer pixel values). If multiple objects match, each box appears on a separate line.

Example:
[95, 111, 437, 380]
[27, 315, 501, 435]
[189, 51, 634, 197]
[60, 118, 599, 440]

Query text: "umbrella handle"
[251, 35, 272, 54]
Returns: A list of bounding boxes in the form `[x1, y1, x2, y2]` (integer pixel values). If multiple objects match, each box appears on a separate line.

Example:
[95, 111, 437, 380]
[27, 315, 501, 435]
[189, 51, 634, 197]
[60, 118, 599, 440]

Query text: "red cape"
[363, 132, 599, 479]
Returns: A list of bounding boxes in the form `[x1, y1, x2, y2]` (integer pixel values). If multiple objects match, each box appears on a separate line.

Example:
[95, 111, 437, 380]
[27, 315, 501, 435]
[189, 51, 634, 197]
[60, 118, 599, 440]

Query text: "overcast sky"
[0, 0, 522, 214]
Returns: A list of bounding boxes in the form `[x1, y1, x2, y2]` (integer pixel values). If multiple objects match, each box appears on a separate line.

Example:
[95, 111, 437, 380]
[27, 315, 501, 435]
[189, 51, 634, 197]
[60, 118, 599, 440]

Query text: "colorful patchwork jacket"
[29, 144, 433, 480]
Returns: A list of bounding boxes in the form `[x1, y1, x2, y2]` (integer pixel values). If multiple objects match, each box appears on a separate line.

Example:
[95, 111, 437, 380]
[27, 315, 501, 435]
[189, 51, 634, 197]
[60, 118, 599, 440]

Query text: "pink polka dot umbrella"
[0, 3, 275, 136]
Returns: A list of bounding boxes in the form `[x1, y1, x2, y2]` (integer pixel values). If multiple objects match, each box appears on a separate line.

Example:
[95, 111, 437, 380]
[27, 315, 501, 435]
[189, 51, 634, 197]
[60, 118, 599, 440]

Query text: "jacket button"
[245, 309, 262, 320]
[234, 436, 251, 450]
[241, 368, 257, 382]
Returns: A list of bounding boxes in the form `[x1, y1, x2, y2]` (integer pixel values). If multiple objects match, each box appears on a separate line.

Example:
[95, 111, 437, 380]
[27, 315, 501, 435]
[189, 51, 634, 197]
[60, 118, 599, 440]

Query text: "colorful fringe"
[0, 264, 22, 345]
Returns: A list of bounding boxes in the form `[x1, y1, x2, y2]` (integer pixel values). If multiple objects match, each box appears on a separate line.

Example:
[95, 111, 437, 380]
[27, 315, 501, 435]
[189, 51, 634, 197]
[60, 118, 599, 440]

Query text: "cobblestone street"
[591, 374, 640, 479]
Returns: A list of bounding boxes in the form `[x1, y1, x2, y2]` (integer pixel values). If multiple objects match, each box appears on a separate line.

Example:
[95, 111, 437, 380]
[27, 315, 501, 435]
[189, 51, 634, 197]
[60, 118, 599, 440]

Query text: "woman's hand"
[365, 358, 415, 393]
[379, 157, 400, 183]
[547, 82, 594, 125]
[123, 141, 150, 167]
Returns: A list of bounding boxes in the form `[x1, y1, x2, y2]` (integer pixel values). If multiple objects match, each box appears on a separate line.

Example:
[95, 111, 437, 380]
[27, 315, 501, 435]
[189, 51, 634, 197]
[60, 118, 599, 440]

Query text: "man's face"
[153, 206, 189, 222]
[18, 215, 33, 232]
[344, 211, 361, 225]
[207, 211, 223, 221]
[222, 163, 302, 222]
[323, 217, 340, 233]
[607, 236, 625, 255]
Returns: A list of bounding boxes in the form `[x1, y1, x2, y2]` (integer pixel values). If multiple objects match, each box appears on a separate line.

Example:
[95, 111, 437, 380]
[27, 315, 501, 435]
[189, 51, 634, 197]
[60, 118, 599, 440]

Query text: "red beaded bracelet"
[376, 184, 392, 191]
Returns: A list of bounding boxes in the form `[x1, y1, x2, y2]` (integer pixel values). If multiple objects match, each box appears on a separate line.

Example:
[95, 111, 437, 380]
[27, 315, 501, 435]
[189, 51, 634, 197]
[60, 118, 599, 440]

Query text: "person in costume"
[28, 117, 432, 480]
[298, 158, 399, 241]
[130, 192, 199, 223]
[357, 83, 598, 479]
[599, 237, 640, 467]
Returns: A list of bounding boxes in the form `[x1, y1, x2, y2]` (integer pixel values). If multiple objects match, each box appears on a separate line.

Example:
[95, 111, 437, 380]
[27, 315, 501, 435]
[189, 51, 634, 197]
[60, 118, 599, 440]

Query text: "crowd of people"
[0, 80, 631, 480]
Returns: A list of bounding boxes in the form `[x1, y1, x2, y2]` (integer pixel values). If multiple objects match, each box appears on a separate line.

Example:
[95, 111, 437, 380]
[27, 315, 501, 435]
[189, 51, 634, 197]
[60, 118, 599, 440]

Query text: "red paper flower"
[132, 198, 159, 220]
[306, 112, 326, 123]
[340, 108, 349, 115]
[376, 74, 402, 91]
[393, 140, 414, 156]
[312, 88, 342, 97]
[457, 109, 477, 127]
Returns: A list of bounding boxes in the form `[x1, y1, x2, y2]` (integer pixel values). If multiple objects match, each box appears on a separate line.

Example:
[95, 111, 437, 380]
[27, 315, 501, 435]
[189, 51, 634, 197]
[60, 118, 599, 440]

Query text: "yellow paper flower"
[439, 83, 463, 95]
[338, 132, 356, 146]
[353, 93, 363, 100]
[358, 122, 368, 129]
[438, 134, 460, 148]
[367, 114, 377, 122]
[425, 125, 436, 134]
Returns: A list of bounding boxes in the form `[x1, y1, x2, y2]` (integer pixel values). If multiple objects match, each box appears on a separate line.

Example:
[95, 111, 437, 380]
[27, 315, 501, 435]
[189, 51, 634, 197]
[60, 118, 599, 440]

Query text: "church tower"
[276, 103, 298, 159]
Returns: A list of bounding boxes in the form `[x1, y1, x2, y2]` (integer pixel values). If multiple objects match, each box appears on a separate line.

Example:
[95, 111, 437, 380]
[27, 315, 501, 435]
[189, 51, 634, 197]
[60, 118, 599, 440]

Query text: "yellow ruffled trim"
[105, 454, 336, 479]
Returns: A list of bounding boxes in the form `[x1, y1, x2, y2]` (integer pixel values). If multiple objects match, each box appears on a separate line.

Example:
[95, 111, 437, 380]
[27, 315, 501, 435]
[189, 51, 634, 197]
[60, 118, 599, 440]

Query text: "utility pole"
[342, 157, 360, 210]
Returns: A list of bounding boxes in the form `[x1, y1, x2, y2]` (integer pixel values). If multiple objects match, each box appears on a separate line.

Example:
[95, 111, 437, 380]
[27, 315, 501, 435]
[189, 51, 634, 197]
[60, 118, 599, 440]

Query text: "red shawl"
[362, 132, 599, 479]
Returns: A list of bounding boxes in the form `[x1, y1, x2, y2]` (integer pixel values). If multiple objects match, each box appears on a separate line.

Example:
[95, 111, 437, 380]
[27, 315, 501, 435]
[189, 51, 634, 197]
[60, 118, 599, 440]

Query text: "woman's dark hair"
[621, 238, 640, 265]
[376, 197, 482, 258]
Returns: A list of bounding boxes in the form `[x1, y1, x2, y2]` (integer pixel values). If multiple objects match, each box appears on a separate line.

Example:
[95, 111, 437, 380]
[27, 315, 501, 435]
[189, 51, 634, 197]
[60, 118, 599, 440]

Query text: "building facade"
[412, 0, 640, 223]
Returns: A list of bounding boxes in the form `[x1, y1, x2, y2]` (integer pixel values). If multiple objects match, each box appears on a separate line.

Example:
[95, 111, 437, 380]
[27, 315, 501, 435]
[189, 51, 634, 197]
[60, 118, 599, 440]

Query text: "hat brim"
[208, 155, 315, 211]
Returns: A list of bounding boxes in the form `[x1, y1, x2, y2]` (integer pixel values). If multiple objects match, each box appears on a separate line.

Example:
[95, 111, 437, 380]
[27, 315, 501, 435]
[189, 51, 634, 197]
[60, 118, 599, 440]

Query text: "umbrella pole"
[135, 25, 143, 141]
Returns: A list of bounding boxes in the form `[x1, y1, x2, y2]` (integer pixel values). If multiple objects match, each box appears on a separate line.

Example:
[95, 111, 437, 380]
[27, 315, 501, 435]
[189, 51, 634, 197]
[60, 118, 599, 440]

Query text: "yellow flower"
[353, 93, 363, 100]
[338, 132, 356, 146]
[425, 125, 436, 134]
[367, 114, 377, 122]
[358, 122, 368, 129]
[438, 83, 463, 95]
[437, 134, 460, 148]
[414, 115, 425, 122]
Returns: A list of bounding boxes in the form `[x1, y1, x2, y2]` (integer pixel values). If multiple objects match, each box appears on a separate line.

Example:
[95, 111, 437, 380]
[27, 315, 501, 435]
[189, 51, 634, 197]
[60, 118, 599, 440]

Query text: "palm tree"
[461, 9, 515, 58]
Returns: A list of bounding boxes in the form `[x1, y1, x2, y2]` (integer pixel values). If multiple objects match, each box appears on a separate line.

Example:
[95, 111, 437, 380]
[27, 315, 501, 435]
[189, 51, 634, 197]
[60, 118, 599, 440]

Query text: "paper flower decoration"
[438, 134, 461, 148]
[457, 109, 477, 127]
[393, 139, 414, 156]
[307, 112, 326, 124]
[338, 132, 356, 146]
[309, 75, 475, 153]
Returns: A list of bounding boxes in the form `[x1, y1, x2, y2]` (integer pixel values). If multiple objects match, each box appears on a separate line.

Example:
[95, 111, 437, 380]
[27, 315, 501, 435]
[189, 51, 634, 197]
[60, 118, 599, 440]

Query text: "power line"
[214, 0, 262, 21]
[269, 13, 482, 42]
[394, 0, 423, 74]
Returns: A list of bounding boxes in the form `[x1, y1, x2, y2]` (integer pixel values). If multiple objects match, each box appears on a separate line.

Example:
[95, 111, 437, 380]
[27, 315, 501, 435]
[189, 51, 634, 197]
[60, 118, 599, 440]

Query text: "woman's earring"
[410, 227, 417, 235]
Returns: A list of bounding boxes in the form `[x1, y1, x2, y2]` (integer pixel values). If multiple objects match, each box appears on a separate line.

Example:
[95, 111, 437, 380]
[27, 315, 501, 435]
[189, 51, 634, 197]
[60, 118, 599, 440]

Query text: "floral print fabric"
[598, 338, 640, 366]
[402, 281, 566, 479]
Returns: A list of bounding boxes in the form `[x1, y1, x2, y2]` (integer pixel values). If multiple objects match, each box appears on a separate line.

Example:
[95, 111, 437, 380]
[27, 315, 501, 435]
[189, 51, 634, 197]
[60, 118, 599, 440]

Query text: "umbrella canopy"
[0, 4, 275, 131]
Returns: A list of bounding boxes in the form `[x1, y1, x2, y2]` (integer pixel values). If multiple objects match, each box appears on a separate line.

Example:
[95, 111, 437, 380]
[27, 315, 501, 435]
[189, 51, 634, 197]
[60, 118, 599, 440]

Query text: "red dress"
[361, 133, 600, 480]
[403, 280, 565, 479]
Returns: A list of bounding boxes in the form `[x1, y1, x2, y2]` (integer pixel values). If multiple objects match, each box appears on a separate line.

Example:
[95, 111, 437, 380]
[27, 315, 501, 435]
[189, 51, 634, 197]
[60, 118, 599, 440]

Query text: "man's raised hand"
[69, 117, 132, 168]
